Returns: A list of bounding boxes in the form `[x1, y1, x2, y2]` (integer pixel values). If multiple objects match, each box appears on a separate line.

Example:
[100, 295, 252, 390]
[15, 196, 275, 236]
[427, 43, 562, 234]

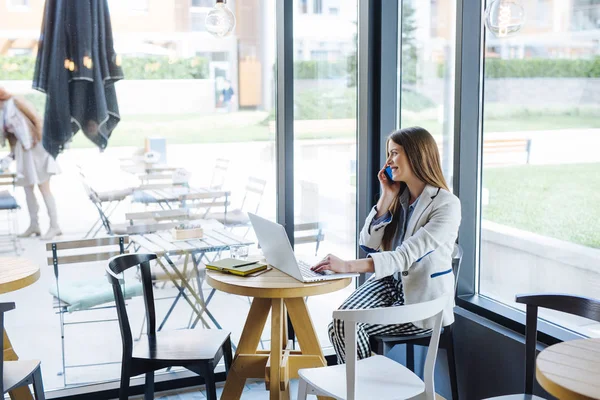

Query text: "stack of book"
[206, 258, 268, 276]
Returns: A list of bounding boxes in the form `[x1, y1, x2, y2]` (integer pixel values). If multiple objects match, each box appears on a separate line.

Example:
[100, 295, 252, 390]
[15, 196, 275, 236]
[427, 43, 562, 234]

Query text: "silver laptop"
[248, 213, 359, 283]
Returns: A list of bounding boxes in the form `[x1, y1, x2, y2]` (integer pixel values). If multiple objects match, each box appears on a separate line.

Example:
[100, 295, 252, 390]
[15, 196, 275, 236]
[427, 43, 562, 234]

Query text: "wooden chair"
[484, 293, 600, 400]
[370, 243, 463, 400]
[0, 172, 21, 254]
[46, 236, 139, 386]
[0, 302, 45, 399]
[209, 158, 229, 190]
[106, 253, 232, 400]
[297, 295, 450, 400]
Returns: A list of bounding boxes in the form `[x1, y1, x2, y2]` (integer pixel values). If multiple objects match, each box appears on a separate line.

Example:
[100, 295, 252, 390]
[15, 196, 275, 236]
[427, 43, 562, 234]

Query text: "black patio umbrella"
[33, 0, 123, 159]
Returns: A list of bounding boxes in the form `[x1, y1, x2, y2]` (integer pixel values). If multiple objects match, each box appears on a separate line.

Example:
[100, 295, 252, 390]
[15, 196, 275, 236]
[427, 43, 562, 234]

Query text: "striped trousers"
[328, 276, 429, 364]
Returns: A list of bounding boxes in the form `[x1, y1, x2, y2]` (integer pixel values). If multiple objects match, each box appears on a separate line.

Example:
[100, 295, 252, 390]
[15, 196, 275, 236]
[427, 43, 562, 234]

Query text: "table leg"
[270, 298, 288, 400]
[285, 298, 334, 400]
[4, 329, 34, 400]
[221, 298, 271, 400]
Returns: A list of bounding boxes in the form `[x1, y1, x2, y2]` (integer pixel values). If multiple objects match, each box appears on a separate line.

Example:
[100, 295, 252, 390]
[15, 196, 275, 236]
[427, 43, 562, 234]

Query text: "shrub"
[438, 57, 600, 78]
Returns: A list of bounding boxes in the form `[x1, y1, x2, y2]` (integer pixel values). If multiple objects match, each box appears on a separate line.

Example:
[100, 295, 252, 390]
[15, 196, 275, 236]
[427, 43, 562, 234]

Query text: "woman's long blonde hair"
[381, 126, 449, 250]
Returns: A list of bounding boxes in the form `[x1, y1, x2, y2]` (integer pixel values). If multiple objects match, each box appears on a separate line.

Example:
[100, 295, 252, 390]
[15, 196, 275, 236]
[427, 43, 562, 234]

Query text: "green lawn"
[483, 163, 600, 248]
[68, 113, 600, 149]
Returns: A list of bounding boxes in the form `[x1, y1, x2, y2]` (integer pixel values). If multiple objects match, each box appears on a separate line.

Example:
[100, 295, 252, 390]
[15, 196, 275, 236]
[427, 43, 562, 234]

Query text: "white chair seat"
[299, 355, 424, 400]
[96, 187, 133, 202]
[3, 360, 41, 393]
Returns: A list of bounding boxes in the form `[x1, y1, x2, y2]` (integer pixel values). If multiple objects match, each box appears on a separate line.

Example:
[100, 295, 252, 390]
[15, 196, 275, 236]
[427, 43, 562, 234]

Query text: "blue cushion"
[49, 278, 143, 312]
[132, 190, 158, 204]
[0, 194, 19, 210]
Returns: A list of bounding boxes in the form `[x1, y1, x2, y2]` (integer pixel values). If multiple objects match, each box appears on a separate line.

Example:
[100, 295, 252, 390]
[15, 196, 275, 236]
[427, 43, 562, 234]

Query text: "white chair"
[297, 295, 450, 400]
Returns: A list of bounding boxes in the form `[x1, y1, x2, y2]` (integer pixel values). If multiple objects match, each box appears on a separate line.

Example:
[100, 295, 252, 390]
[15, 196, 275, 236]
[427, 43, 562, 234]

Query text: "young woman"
[311, 126, 461, 364]
[0, 87, 61, 240]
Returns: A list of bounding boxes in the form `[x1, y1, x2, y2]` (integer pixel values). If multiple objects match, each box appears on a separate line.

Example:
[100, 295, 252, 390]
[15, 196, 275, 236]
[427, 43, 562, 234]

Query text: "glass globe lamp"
[205, 0, 236, 38]
[485, 0, 525, 38]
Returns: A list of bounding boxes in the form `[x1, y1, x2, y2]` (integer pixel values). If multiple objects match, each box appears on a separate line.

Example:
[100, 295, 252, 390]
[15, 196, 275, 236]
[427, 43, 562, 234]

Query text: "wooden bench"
[484, 138, 531, 165]
[437, 138, 532, 166]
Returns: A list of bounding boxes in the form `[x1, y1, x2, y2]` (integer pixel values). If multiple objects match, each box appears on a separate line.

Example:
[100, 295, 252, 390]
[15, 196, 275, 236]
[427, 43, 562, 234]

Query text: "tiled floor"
[129, 378, 304, 400]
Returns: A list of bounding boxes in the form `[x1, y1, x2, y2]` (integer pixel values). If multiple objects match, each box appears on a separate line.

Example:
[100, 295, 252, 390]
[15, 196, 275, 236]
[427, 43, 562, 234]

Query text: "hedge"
[1, 56, 352, 80]
[438, 57, 600, 78]
[0, 56, 210, 80]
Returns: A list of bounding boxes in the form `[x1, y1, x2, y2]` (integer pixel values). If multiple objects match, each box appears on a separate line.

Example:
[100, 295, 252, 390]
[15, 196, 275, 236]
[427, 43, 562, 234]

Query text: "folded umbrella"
[33, 0, 124, 158]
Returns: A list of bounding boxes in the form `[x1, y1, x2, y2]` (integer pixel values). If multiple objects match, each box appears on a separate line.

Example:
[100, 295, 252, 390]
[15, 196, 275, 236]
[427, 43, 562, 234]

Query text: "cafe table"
[207, 268, 352, 400]
[536, 337, 600, 399]
[0, 256, 41, 400]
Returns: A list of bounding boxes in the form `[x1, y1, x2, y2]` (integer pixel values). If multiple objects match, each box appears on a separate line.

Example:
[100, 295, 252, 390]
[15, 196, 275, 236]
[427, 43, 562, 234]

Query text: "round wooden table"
[536, 338, 600, 400]
[207, 268, 352, 400]
[0, 257, 40, 400]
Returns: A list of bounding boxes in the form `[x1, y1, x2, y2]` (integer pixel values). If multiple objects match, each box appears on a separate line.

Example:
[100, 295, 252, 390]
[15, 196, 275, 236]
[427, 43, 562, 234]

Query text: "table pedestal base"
[221, 297, 333, 400]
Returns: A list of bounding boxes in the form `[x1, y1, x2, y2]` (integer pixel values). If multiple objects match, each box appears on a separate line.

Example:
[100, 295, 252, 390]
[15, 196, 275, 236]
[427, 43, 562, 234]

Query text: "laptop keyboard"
[298, 260, 325, 277]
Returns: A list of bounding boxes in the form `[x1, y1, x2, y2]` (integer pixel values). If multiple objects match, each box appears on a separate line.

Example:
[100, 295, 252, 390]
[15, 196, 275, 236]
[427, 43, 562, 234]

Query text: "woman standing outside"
[311, 126, 461, 364]
[0, 87, 61, 240]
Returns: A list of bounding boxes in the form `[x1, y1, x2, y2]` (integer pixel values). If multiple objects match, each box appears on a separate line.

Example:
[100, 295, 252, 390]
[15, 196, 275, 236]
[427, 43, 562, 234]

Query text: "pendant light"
[205, 0, 236, 38]
[485, 0, 525, 38]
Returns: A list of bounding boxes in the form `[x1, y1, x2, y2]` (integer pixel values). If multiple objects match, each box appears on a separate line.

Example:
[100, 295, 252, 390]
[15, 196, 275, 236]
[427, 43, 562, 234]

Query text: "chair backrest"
[106, 253, 158, 357]
[240, 176, 267, 214]
[124, 208, 206, 234]
[46, 236, 129, 301]
[209, 158, 229, 190]
[334, 295, 450, 400]
[515, 293, 600, 394]
[0, 302, 15, 394]
[294, 222, 325, 256]
[451, 243, 463, 294]
[0, 173, 16, 190]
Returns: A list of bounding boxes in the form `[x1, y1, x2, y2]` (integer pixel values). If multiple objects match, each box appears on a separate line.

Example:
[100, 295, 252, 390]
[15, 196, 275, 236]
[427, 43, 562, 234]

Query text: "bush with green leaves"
[0, 55, 210, 80]
[438, 57, 600, 78]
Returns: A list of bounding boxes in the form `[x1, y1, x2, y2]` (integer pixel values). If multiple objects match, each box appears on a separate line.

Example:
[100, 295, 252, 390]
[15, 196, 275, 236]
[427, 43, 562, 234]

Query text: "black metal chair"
[106, 253, 232, 400]
[485, 293, 600, 400]
[370, 243, 463, 400]
[0, 302, 45, 399]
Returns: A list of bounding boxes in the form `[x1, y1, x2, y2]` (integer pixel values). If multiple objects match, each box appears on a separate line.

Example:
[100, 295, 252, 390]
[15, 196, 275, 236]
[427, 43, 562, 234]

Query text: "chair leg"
[406, 342, 415, 372]
[297, 378, 309, 400]
[446, 338, 459, 400]
[223, 337, 233, 377]
[32, 365, 46, 400]
[203, 363, 217, 400]
[144, 371, 155, 400]
[118, 362, 131, 400]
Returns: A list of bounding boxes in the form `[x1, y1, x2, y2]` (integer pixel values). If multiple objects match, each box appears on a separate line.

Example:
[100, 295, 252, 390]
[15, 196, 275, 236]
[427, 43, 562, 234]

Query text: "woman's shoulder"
[433, 187, 461, 207]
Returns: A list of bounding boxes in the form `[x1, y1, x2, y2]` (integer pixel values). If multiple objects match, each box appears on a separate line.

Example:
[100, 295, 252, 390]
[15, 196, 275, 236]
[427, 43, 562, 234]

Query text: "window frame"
[452, 0, 593, 346]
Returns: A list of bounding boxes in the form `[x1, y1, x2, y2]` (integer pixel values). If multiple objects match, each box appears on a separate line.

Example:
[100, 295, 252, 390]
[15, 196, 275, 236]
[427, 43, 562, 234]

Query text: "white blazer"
[359, 184, 461, 329]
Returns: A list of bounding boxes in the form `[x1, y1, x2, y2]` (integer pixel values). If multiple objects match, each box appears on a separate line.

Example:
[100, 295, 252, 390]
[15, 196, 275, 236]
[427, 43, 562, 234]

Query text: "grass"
[483, 163, 600, 248]
[67, 112, 600, 149]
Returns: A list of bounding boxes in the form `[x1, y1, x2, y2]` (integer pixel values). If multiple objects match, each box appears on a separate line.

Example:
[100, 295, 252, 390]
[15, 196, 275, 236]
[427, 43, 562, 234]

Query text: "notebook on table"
[206, 258, 268, 276]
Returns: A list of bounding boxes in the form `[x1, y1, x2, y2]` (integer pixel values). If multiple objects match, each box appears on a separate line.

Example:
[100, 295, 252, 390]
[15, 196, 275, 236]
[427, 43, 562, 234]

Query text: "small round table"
[207, 268, 351, 400]
[0, 257, 40, 400]
[536, 337, 600, 400]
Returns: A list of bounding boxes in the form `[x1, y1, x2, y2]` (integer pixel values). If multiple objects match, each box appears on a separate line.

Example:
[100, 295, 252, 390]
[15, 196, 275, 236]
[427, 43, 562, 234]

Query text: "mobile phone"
[384, 166, 394, 182]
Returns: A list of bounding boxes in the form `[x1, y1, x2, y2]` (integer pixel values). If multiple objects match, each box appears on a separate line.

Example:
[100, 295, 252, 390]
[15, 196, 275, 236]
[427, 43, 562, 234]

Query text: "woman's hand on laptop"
[311, 254, 349, 274]
[311, 255, 375, 274]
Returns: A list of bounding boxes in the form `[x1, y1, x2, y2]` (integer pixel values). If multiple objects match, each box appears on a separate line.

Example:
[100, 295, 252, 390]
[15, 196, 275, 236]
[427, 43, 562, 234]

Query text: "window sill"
[457, 294, 586, 346]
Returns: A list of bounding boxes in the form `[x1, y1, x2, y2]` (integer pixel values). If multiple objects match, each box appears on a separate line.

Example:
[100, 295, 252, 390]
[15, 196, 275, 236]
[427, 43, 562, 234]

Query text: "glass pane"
[0, 0, 277, 391]
[399, 0, 456, 188]
[293, 1, 358, 350]
[480, 0, 600, 336]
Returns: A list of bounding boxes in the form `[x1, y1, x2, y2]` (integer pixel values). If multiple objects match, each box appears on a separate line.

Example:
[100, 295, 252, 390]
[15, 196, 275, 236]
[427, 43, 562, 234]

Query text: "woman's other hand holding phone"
[376, 164, 400, 217]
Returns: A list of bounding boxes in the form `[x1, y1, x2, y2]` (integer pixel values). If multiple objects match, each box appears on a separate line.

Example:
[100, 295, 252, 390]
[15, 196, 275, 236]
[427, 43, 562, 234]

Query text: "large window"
[399, 0, 456, 186]
[293, 0, 358, 349]
[0, 0, 277, 392]
[480, 0, 600, 336]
